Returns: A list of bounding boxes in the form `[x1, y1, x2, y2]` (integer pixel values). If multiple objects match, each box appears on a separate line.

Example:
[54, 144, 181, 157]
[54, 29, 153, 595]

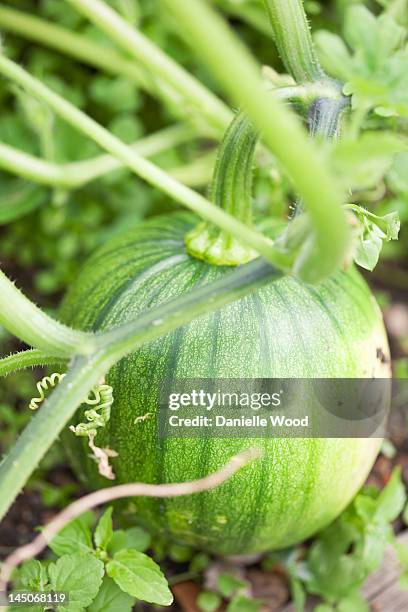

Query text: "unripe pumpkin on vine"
[60, 116, 390, 555]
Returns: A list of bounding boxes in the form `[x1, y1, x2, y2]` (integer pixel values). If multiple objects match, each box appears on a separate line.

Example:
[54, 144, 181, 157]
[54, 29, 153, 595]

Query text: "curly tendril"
[69, 384, 113, 437]
[29, 372, 66, 410]
[29, 373, 116, 479]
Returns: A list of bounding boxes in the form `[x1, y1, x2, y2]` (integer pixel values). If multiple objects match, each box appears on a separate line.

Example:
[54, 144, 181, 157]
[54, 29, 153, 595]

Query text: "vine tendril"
[29, 373, 66, 410]
[29, 373, 116, 480]
[69, 384, 113, 437]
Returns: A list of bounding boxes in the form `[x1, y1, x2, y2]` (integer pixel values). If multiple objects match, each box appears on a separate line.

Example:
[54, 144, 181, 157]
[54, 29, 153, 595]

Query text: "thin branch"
[0, 349, 67, 377]
[0, 125, 206, 189]
[0, 448, 261, 590]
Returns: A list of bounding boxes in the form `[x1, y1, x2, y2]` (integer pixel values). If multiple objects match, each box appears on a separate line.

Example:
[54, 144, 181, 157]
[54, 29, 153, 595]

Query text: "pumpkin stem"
[185, 112, 259, 266]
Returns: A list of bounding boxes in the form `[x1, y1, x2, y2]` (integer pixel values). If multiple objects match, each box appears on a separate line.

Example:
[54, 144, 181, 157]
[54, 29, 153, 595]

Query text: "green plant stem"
[0, 7, 150, 89]
[0, 6, 230, 134]
[0, 54, 288, 270]
[0, 350, 66, 377]
[0, 259, 280, 520]
[262, 0, 324, 83]
[161, 0, 349, 282]
[65, 0, 232, 134]
[0, 124, 199, 189]
[0, 271, 93, 357]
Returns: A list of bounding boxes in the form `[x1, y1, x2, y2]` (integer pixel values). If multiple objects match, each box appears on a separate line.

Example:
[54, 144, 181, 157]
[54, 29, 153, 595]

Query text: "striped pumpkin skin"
[60, 212, 390, 555]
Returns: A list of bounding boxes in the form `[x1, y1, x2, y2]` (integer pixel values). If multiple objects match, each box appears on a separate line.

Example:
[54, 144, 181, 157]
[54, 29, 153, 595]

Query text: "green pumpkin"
[60, 211, 389, 555]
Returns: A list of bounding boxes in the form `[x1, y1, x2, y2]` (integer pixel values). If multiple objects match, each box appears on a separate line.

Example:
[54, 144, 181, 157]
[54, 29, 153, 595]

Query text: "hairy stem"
[262, 0, 324, 83]
[0, 6, 229, 134]
[0, 54, 287, 270]
[0, 259, 279, 520]
[162, 0, 349, 281]
[0, 350, 67, 377]
[0, 270, 93, 357]
[65, 0, 232, 134]
[0, 448, 261, 589]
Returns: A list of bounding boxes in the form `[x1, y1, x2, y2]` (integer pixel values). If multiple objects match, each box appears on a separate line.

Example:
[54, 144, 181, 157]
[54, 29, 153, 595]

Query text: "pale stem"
[0, 124, 201, 189]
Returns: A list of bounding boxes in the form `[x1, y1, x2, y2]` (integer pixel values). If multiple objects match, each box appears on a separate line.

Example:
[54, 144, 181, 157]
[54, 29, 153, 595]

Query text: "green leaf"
[123, 526, 151, 552]
[387, 152, 408, 194]
[18, 560, 48, 591]
[354, 227, 383, 271]
[218, 573, 246, 598]
[107, 530, 127, 555]
[49, 512, 94, 557]
[337, 590, 369, 612]
[94, 507, 113, 551]
[289, 575, 306, 612]
[314, 30, 354, 81]
[48, 553, 104, 611]
[226, 595, 262, 612]
[0, 180, 47, 225]
[349, 206, 401, 271]
[106, 549, 173, 606]
[197, 591, 222, 612]
[375, 467, 406, 523]
[88, 577, 135, 612]
[331, 132, 406, 190]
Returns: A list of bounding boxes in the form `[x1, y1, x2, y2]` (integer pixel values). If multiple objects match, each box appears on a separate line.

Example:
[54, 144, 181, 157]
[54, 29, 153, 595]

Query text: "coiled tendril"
[29, 373, 66, 410]
[69, 384, 113, 437]
[29, 373, 116, 479]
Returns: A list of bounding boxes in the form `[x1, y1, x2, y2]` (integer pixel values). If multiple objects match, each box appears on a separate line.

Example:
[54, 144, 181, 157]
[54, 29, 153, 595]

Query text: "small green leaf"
[94, 507, 113, 550]
[375, 467, 406, 523]
[0, 180, 47, 225]
[106, 549, 173, 606]
[49, 512, 94, 557]
[218, 573, 246, 598]
[226, 595, 262, 612]
[107, 530, 127, 555]
[48, 553, 104, 611]
[314, 30, 354, 81]
[337, 590, 369, 612]
[190, 552, 210, 573]
[289, 575, 306, 612]
[88, 577, 134, 612]
[331, 132, 406, 190]
[197, 591, 222, 612]
[18, 560, 48, 591]
[124, 526, 151, 552]
[169, 543, 193, 562]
